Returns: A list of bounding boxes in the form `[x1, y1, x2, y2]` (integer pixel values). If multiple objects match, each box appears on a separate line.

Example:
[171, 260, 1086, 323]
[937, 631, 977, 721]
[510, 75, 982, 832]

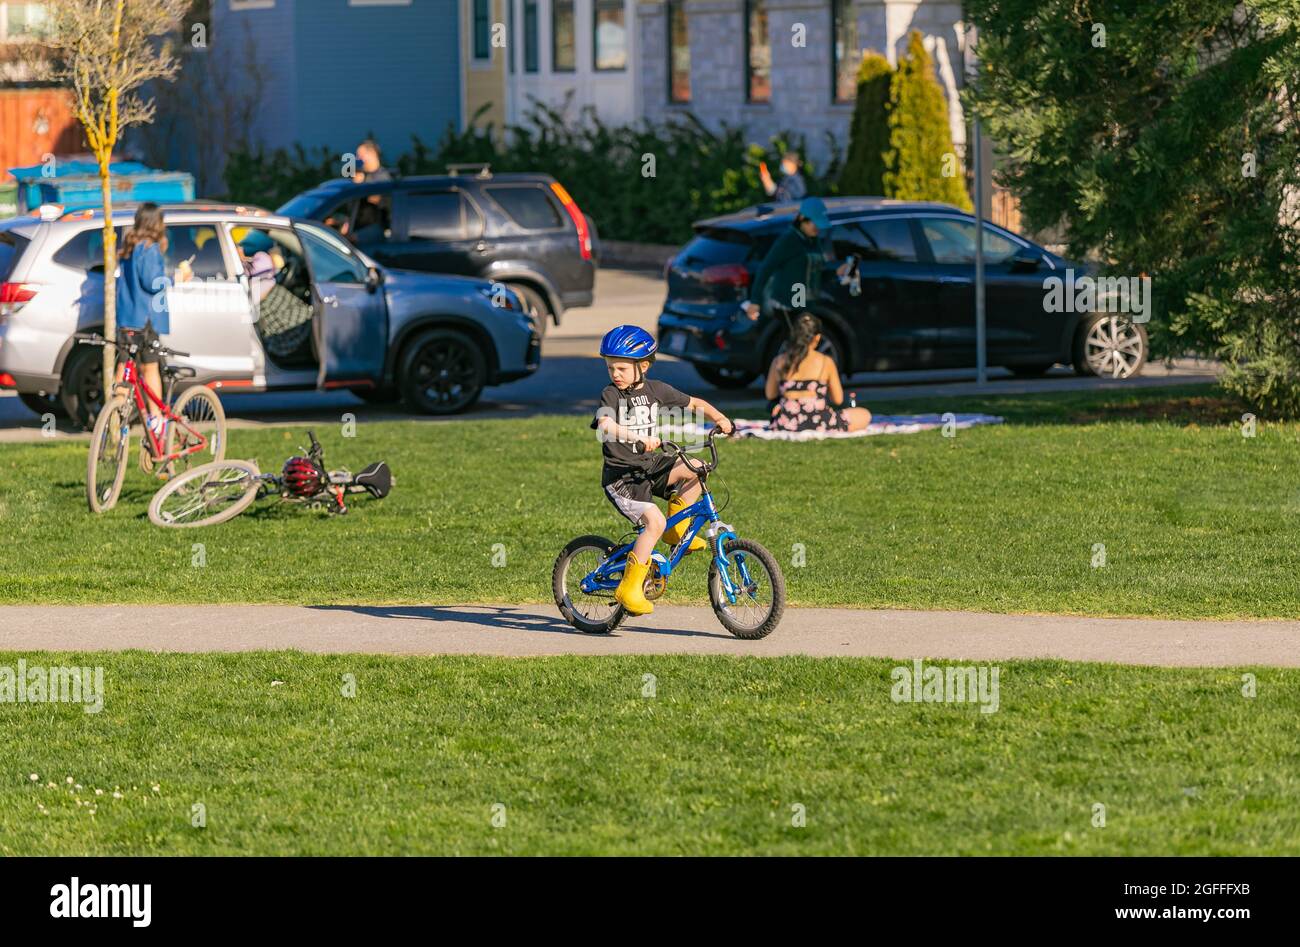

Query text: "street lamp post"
[974, 117, 987, 387]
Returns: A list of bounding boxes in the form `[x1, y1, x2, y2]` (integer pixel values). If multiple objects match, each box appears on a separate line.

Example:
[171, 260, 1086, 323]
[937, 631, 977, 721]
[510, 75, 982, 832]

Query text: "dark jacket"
[748, 224, 833, 313]
[772, 172, 807, 203]
[115, 242, 169, 334]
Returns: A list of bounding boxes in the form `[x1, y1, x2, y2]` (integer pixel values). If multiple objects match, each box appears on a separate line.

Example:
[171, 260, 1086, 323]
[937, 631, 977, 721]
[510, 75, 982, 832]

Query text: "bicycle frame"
[579, 484, 756, 605]
[116, 356, 209, 463]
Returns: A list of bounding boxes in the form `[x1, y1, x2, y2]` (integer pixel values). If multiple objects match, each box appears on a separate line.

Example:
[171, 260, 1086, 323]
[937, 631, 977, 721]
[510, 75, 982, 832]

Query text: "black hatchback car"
[279, 167, 596, 336]
[658, 199, 1148, 387]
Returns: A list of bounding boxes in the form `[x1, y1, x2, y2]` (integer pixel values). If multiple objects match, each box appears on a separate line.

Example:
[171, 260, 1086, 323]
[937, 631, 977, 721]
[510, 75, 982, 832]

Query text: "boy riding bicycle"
[590, 325, 735, 616]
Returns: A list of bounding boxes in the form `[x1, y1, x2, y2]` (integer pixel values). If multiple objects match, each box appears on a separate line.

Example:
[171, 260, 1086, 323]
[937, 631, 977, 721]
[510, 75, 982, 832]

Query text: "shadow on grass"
[308, 604, 734, 641]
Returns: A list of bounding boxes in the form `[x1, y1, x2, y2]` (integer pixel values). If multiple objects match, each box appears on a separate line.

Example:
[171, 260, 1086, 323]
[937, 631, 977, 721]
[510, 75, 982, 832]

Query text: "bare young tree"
[41, 0, 192, 391]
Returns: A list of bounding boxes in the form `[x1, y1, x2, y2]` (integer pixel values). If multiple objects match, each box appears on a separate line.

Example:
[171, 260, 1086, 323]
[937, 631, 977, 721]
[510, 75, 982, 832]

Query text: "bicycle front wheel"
[163, 386, 227, 479]
[86, 396, 131, 513]
[707, 537, 786, 639]
[149, 459, 262, 528]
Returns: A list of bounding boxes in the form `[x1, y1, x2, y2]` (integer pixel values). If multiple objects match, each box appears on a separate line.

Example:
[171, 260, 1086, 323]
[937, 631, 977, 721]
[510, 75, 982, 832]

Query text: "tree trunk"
[99, 161, 116, 410]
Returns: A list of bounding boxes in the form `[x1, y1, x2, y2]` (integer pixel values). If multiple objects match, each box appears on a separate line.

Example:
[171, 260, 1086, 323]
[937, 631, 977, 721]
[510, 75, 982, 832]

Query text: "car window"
[0, 232, 30, 280]
[858, 218, 918, 262]
[323, 199, 358, 236]
[486, 185, 563, 230]
[165, 225, 232, 280]
[406, 191, 481, 241]
[677, 228, 756, 266]
[51, 227, 126, 274]
[298, 226, 369, 284]
[351, 194, 392, 244]
[919, 217, 1018, 265]
[231, 224, 312, 302]
[829, 223, 873, 260]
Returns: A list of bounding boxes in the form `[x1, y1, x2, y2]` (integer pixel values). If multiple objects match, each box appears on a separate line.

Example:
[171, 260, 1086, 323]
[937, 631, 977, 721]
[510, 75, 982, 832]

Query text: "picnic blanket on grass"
[679, 413, 1004, 441]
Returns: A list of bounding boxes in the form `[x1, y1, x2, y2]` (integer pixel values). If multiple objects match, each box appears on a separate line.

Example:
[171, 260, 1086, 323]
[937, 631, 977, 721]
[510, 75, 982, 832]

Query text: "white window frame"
[229, 1, 276, 11]
[348, 0, 413, 6]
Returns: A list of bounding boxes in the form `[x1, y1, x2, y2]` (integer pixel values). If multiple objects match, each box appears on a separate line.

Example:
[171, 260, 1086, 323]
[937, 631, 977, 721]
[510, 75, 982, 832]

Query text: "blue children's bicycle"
[552, 429, 786, 638]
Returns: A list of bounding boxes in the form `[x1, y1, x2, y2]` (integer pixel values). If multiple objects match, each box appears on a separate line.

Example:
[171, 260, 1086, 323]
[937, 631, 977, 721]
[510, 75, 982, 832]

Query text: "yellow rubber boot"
[663, 493, 707, 552]
[615, 552, 655, 616]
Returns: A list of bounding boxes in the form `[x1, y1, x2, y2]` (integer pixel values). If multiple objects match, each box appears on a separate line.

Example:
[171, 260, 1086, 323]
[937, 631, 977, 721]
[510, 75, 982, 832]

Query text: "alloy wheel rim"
[1085, 317, 1144, 378]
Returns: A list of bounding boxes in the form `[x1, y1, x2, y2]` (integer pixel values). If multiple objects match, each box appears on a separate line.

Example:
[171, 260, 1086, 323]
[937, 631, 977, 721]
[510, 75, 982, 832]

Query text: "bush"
[885, 31, 972, 210]
[839, 51, 893, 196]
[221, 98, 844, 244]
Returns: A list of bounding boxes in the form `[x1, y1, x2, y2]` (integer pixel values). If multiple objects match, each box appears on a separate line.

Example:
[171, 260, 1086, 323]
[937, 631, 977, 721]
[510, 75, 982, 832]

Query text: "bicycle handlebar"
[73, 332, 190, 359]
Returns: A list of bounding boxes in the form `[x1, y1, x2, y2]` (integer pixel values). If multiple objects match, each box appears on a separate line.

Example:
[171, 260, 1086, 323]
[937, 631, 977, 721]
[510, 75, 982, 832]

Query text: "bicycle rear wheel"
[86, 396, 131, 513]
[149, 459, 262, 528]
[552, 535, 627, 633]
[163, 386, 227, 479]
[707, 537, 786, 639]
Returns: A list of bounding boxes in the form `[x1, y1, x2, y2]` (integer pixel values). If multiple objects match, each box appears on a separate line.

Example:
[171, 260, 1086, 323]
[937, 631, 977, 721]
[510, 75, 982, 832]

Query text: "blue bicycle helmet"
[600, 325, 657, 360]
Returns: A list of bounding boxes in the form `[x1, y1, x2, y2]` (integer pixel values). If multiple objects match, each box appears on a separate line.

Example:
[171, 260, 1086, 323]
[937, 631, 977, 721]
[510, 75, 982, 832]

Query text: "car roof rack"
[55, 201, 273, 221]
[446, 163, 492, 179]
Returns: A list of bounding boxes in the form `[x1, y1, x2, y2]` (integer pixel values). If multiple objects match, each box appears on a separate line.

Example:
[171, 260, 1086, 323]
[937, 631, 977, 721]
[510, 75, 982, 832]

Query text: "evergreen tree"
[839, 51, 894, 196]
[885, 30, 973, 210]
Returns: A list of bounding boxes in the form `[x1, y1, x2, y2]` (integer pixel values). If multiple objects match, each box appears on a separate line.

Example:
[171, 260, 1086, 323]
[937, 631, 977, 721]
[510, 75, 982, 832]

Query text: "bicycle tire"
[707, 537, 786, 639]
[163, 385, 228, 479]
[148, 459, 262, 528]
[86, 396, 131, 513]
[553, 535, 627, 634]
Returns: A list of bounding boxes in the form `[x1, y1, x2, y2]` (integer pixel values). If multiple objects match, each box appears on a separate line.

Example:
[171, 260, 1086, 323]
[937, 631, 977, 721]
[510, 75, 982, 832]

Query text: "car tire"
[19, 391, 68, 419]
[1073, 314, 1148, 379]
[695, 364, 759, 389]
[399, 328, 487, 415]
[506, 283, 549, 338]
[60, 342, 106, 431]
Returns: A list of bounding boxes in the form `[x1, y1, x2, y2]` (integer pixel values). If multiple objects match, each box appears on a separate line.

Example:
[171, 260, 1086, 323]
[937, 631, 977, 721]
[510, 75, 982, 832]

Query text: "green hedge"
[221, 100, 843, 245]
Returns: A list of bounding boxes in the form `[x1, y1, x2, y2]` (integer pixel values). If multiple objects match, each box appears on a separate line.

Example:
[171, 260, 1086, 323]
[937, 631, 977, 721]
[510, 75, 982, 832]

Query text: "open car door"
[294, 221, 388, 390]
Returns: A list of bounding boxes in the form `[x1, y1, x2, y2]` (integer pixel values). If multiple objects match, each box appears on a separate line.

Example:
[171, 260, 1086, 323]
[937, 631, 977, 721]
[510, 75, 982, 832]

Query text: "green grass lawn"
[3, 382, 1298, 618]
[2, 650, 1295, 855]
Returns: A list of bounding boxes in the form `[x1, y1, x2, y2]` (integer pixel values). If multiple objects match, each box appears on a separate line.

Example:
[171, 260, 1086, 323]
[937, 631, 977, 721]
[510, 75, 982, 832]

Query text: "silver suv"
[0, 203, 541, 426]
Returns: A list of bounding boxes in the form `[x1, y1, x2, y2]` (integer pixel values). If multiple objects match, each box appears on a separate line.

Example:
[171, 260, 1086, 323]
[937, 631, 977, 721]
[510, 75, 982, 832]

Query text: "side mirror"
[1009, 247, 1042, 272]
[365, 266, 383, 292]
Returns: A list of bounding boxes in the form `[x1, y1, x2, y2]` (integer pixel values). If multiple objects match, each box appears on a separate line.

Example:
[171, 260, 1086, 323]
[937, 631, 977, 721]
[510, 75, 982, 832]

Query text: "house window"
[593, 0, 626, 71]
[745, 0, 770, 103]
[180, 0, 211, 51]
[472, 0, 490, 60]
[552, 0, 575, 72]
[2, 1, 50, 39]
[523, 0, 538, 73]
[667, 0, 689, 103]
[832, 0, 858, 103]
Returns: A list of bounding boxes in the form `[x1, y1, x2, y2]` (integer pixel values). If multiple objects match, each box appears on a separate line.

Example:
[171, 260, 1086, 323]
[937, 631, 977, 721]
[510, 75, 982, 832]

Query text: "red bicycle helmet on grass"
[282, 456, 324, 498]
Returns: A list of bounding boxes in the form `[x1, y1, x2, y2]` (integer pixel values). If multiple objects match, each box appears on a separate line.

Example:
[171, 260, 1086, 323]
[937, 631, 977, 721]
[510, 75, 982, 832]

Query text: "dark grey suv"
[278, 167, 597, 336]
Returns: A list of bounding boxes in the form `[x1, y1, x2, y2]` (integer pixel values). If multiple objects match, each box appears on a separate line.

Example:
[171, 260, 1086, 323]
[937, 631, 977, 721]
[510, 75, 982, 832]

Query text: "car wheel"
[1073, 314, 1148, 379]
[60, 342, 106, 430]
[19, 391, 68, 419]
[695, 364, 759, 389]
[506, 283, 549, 338]
[399, 329, 487, 415]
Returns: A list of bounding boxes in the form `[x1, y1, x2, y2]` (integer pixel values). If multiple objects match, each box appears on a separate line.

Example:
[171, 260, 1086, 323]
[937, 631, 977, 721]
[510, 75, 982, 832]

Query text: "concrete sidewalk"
[1, 604, 1296, 666]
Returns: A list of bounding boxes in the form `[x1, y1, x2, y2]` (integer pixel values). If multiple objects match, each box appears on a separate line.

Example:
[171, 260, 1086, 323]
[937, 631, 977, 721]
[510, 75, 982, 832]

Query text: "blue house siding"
[293, 0, 461, 160]
[204, 0, 459, 163]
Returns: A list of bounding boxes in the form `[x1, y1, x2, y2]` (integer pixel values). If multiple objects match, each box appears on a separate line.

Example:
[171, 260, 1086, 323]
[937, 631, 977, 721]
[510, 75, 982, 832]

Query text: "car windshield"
[276, 192, 331, 218]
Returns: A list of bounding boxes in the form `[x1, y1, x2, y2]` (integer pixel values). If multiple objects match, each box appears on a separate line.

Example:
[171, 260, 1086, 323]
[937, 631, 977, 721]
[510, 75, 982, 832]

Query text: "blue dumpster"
[6, 160, 194, 215]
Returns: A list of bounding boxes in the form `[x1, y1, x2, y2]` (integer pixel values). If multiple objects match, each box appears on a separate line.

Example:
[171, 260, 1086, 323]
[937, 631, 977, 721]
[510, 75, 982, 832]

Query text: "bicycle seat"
[162, 364, 197, 379]
[354, 461, 392, 499]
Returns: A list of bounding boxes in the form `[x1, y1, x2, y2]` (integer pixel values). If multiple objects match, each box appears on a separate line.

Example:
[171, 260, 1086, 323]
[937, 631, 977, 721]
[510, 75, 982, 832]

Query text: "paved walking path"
[0, 604, 1296, 666]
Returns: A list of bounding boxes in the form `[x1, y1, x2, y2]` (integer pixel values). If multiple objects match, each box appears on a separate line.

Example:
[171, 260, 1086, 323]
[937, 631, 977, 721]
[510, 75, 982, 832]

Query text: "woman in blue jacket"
[115, 203, 191, 438]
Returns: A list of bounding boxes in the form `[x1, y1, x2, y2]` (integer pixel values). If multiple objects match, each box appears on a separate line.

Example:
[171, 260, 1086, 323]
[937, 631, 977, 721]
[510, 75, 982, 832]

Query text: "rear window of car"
[52, 227, 126, 274]
[0, 231, 30, 280]
[677, 228, 759, 266]
[485, 185, 564, 230]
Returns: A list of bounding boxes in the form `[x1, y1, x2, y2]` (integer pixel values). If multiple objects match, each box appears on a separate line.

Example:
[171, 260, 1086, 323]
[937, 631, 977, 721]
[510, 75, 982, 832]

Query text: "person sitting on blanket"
[764, 313, 872, 433]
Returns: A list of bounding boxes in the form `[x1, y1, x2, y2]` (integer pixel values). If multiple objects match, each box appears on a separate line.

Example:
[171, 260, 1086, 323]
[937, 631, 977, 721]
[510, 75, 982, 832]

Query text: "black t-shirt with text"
[591, 380, 691, 474]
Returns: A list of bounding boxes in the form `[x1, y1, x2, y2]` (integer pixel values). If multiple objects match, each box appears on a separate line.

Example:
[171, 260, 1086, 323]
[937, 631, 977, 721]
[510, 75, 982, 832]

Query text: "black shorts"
[120, 322, 162, 365]
[602, 453, 678, 525]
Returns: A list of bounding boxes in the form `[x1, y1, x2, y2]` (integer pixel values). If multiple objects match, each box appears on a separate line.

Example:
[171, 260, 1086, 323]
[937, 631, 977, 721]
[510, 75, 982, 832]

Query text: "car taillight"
[699, 264, 750, 288]
[0, 282, 39, 317]
[0, 373, 15, 388]
[550, 181, 593, 262]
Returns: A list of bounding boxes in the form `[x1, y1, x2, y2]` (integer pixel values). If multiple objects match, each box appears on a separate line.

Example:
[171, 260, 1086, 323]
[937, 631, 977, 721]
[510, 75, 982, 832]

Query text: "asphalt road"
[1, 604, 1295, 666]
[0, 267, 1219, 440]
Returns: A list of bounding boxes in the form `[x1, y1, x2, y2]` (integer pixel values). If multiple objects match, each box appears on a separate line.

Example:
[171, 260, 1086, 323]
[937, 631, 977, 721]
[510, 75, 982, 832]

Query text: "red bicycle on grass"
[79, 332, 228, 513]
